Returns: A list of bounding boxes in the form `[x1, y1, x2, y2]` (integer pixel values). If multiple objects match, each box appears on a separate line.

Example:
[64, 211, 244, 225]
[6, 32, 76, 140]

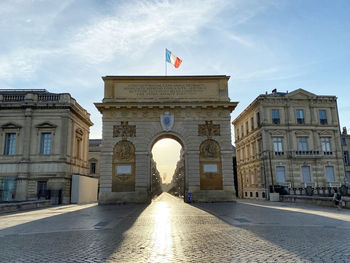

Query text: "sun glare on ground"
[151, 138, 182, 184]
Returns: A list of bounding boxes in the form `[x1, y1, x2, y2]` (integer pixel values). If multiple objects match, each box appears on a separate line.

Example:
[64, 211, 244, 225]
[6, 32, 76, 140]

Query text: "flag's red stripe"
[174, 57, 182, 68]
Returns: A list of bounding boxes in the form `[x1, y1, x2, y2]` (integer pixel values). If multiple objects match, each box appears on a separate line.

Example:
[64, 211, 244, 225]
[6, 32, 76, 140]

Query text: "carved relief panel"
[198, 121, 220, 138]
[112, 140, 135, 192]
[199, 139, 223, 190]
[113, 121, 136, 139]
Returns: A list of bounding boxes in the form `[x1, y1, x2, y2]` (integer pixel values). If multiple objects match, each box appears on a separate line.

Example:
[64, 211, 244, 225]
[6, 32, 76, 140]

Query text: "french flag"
[166, 49, 182, 68]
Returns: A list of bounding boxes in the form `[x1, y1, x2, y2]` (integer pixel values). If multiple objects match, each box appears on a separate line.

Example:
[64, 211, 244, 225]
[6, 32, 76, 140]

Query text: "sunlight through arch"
[151, 138, 182, 185]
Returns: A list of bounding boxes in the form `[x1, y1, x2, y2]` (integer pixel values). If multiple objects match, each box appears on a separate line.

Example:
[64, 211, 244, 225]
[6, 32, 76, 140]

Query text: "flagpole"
[165, 48, 167, 76]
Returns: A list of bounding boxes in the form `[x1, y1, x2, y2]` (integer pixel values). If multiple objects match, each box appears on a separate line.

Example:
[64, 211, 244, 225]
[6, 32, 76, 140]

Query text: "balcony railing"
[290, 150, 321, 158]
[274, 151, 284, 156]
[320, 119, 328, 125]
[38, 94, 60, 101]
[323, 151, 333, 156]
[3, 95, 25, 101]
[297, 118, 305, 124]
[328, 182, 341, 187]
[272, 118, 280, 124]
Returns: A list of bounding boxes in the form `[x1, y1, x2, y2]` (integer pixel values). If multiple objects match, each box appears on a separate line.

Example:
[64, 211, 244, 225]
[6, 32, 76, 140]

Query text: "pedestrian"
[333, 189, 342, 209]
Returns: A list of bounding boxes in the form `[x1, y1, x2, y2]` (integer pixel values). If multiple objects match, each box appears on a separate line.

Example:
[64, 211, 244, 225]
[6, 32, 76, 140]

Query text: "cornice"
[94, 101, 238, 113]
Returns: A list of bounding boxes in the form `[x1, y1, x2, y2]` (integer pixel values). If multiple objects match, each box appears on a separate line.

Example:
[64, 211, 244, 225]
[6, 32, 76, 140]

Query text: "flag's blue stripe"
[165, 49, 171, 63]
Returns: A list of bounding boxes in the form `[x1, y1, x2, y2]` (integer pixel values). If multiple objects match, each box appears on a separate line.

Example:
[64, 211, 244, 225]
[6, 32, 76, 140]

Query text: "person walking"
[333, 189, 342, 209]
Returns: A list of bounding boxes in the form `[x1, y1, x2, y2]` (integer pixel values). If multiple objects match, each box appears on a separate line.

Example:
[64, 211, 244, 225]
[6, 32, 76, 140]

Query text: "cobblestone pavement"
[1, 193, 350, 262]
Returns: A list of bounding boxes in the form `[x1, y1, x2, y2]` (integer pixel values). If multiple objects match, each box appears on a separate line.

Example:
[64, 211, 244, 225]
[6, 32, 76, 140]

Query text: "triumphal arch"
[95, 75, 238, 204]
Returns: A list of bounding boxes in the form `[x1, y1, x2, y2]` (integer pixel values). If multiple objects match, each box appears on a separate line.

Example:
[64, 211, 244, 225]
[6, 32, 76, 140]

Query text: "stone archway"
[95, 75, 238, 204]
[149, 132, 186, 200]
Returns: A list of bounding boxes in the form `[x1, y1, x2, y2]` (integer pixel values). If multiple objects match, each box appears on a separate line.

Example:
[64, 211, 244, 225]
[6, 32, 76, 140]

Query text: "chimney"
[343, 127, 347, 135]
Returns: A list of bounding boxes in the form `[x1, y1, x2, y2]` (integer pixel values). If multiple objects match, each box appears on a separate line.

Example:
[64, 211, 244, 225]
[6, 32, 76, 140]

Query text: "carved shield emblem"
[160, 111, 174, 131]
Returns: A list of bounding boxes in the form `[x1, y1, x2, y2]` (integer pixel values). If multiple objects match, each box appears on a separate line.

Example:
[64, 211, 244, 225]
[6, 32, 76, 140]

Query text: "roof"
[0, 89, 52, 95]
[89, 139, 102, 146]
[102, 75, 230, 80]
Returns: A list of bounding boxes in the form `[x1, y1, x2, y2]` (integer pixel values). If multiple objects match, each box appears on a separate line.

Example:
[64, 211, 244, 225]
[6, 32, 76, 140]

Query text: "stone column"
[186, 150, 200, 192]
[331, 106, 337, 125]
[15, 178, 27, 201]
[221, 150, 235, 191]
[23, 108, 32, 161]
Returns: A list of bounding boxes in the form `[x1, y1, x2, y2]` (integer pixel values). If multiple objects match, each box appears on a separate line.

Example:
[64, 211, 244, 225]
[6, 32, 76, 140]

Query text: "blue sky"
[1, 0, 350, 143]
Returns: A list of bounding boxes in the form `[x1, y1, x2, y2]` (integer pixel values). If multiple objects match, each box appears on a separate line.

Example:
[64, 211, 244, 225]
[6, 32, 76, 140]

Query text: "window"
[252, 142, 256, 156]
[321, 137, 331, 153]
[241, 125, 244, 138]
[301, 166, 311, 183]
[245, 121, 249, 134]
[273, 137, 283, 152]
[319, 110, 327, 125]
[296, 109, 304, 124]
[236, 128, 239, 140]
[37, 181, 48, 199]
[0, 177, 16, 201]
[276, 166, 286, 183]
[346, 172, 350, 183]
[272, 109, 280, 124]
[40, 133, 52, 155]
[76, 138, 81, 159]
[90, 162, 96, 174]
[325, 166, 335, 182]
[344, 151, 349, 166]
[342, 137, 347, 146]
[4, 133, 16, 155]
[250, 170, 255, 184]
[298, 137, 308, 151]
[256, 112, 261, 127]
[251, 117, 254, 130]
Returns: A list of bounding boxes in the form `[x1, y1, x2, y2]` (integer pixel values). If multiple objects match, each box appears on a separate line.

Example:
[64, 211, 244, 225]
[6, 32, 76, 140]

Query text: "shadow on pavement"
[191, 200, 350, 262]
[0, 203, 148, 262]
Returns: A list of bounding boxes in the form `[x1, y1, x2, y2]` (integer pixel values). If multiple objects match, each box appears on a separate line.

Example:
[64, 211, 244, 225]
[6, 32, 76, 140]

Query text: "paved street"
[1, 193, 350, 262]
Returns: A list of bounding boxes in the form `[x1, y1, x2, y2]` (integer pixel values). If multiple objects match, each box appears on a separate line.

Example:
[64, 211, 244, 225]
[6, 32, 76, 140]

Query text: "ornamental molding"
[113, 121, 136, 139]
[200, 139, 220, 159]
[269, 129, 286, 136]
[295, 130, 310, 136]
[198, 121, 220, 138]
[1, 122, 22, 130]
[35, 122, 57, 129]
[318, 130, 333, 136]
[114, 140, 135, 161]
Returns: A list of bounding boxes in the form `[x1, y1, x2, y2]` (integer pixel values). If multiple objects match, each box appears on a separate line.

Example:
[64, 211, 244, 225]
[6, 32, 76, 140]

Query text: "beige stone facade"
[233, 89, 346, 199]
[341, 127, 350, 184]
[0, 90, 92, 204]
[95, 76, 238, 204]
[88, 139, 102, 179]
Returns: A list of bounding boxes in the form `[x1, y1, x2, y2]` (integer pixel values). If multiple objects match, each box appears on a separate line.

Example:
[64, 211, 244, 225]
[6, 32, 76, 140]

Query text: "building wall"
[341, 127, 350, 184]
[233, 89, 346, 199]
[0, 91, 92, 204]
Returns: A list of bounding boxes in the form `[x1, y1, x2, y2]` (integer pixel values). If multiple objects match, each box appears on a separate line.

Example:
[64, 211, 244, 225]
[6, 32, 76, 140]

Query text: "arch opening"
[150, 137, 184, 200]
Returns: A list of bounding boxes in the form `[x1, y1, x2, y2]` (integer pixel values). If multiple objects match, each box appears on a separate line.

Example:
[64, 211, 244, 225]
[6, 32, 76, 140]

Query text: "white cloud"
[0, 49, 55, 81]
[69, 0, 232, 64]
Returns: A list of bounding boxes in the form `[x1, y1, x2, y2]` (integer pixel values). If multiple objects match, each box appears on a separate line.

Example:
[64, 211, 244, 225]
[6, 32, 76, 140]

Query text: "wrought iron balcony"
[274, 151, 284, 156]
[290, 150, 322, 158]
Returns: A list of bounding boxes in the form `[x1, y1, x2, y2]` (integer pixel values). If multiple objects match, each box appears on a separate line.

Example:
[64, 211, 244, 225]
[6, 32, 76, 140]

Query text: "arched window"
[199, 139, 223, 190]
[112, 140, 135, 192]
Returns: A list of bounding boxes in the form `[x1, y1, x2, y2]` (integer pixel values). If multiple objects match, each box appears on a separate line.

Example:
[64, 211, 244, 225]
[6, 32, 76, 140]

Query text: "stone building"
[341, 127, 350, 184]
[95, 75, 238, 204]
[169, 148, 185, 197]
[88, 139, 102, 178]
[233, 89, 346, 199]
[0, 89, 92, 203]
